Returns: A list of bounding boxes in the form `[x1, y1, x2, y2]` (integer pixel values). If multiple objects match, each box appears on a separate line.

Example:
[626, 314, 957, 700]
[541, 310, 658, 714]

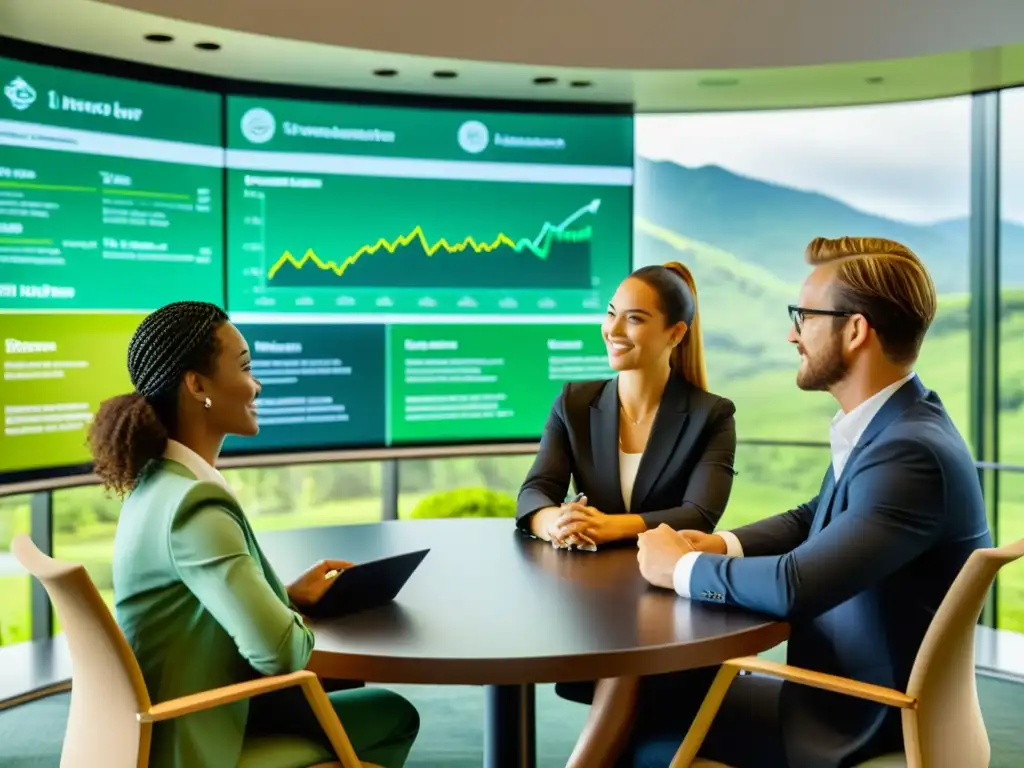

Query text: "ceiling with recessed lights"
[4, 0, 1024, 111]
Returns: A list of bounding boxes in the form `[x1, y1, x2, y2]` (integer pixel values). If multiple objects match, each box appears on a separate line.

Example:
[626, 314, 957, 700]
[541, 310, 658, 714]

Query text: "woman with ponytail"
[514, 262, 737, 766]
[516, 260, 735, 545]
[89, 301, 419, 768]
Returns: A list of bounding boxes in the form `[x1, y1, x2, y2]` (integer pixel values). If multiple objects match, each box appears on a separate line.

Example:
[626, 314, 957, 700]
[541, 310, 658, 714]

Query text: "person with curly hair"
[88, 301, 419, 768]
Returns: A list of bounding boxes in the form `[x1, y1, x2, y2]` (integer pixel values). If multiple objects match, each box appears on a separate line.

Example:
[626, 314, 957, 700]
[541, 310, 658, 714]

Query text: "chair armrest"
[139, 670, 316, 723]
[668, 658, 917, 767]
[724, 656, 917, 709]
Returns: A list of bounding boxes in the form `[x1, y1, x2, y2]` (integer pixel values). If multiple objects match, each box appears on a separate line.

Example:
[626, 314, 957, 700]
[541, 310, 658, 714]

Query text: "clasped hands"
[546, 497, 622, 548]
[637, 524, 727, 589]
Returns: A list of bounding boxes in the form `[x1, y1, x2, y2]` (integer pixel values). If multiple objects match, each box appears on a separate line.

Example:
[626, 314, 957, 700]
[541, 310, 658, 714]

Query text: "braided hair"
[88, 301, 228, 497]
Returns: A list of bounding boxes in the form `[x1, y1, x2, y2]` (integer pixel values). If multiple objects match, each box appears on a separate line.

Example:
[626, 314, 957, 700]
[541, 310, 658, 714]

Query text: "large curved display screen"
[0, 54, 223, 485]
[0, 50, 633, 488]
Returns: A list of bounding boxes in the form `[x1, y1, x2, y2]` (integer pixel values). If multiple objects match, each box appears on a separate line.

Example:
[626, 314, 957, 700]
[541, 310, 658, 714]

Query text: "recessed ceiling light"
[144, 33, 174, 43]
[569, 80, 593, 88]
[433, 70, 458, 79]
[532, 76, 557, 85]
[373, 68, 398, 77]
[194, 42, 221, 51]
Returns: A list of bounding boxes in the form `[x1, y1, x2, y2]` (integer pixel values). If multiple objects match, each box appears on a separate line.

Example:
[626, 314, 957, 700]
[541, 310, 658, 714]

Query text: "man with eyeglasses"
[622, 237, 992, 768]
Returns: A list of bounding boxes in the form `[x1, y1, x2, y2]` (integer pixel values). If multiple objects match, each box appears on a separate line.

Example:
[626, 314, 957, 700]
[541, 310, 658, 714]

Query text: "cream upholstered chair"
[11, 533, 380, 768]
[672, 536, 1024, 768]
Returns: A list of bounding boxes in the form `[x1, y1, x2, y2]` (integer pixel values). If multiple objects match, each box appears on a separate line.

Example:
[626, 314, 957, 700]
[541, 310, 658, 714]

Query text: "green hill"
[635, 216, 972, 440]
[634, 215, 970, 434]
[635, 157, 1024, 292]
[635, 218, 796, 377]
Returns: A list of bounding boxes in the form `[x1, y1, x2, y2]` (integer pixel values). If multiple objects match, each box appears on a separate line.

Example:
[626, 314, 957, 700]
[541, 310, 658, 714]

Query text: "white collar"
[162, 439, 235, 497]
[830, 372, 916, 448]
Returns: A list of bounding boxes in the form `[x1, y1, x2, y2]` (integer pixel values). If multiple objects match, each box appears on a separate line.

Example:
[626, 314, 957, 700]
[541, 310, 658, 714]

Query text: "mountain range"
[633, 156, 1024, 293]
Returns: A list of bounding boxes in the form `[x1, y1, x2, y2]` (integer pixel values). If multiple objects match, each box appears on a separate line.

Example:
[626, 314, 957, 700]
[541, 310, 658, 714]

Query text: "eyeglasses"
[788, 305, 858, 334]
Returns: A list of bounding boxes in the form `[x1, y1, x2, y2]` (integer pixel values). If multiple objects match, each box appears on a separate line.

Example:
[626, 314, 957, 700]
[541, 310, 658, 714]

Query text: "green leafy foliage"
[409, 487, 516, 520]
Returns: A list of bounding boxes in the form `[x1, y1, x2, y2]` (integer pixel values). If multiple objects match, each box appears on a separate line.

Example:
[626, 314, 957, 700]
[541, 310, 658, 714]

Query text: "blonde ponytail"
[662, 261, 708, 391]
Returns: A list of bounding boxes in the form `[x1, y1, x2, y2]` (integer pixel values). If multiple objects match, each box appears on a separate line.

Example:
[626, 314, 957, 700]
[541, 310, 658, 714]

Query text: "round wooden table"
[259, 518, 789, 768]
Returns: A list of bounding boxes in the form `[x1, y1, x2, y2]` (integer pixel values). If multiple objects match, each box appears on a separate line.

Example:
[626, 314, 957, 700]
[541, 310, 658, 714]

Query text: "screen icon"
[4, 77, 36, 111]
[241, 107, 276, 144]
[457, 120, 489, 154]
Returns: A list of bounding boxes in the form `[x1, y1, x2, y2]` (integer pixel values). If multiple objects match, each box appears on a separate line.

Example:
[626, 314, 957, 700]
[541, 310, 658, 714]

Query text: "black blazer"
[515, 374, 737, 532]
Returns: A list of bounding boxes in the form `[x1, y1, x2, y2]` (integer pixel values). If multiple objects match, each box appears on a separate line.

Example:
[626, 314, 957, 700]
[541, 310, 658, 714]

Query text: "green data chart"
[226, 95, 633, 315]
[0, 56, 224, 310]
[0, 312, 142, 473]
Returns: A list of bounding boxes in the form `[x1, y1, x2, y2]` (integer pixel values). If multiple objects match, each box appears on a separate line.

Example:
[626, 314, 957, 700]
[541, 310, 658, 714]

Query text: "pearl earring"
[204, 397, 212, 409]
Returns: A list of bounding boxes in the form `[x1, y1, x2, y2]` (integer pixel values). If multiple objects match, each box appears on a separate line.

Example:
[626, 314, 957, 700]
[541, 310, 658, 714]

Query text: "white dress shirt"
[619, 449, 643, 512]
[671, 372, 917, 598]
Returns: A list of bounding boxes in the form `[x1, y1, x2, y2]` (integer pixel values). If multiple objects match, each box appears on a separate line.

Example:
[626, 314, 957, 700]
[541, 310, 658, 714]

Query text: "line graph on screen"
[264, 199, 599, 290]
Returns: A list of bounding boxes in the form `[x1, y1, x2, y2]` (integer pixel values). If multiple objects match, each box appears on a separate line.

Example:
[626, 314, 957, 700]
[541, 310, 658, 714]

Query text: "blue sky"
[636, 95, 981, 226]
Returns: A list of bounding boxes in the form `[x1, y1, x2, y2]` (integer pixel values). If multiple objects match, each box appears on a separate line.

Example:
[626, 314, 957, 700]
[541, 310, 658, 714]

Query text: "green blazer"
[112, 447, 315, 768]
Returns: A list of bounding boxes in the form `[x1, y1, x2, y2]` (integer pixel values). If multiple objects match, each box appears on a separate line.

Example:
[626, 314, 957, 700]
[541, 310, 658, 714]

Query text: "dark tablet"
[303, 549, 430, 619]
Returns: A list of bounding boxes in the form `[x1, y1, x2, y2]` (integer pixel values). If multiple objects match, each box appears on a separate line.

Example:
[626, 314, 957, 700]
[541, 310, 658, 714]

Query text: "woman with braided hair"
[88, 301, 419, 768]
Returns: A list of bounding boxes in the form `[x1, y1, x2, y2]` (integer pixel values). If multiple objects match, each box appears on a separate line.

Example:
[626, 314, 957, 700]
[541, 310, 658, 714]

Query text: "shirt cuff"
[718, 531, 744, 557]
[672, 551, 702, 598]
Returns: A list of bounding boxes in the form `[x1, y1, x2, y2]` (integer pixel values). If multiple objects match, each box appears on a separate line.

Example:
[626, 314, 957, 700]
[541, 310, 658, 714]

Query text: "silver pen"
[554, 492, 584, 548]
[559, 492, 597, 550]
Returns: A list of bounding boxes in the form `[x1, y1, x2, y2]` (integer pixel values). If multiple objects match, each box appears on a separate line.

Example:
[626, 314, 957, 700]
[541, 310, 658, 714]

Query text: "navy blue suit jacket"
[689, 376, 992, 767]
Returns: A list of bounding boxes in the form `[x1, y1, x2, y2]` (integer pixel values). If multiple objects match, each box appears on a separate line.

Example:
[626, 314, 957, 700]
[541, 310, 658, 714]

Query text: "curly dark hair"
[87, 301, 228, 497]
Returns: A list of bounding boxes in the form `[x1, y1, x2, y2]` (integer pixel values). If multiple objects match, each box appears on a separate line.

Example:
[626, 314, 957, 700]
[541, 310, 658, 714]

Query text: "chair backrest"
[905, 535, 1024, 768]
[12, 534, 153, 768]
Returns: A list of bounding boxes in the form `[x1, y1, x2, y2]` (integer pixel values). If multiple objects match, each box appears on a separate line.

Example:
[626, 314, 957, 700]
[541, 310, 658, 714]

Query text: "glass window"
[998, 86, 1024, 633]
[397, 455, 535, 519]
[220, 461, 384, 532]
[397, 446, 835, 530]
[0, 494, 32, 646]
[52, 484, 123, 628]
[997, 471, 1024, 633]
[634, 98, 973, 444]
[722, 443, 833, 531]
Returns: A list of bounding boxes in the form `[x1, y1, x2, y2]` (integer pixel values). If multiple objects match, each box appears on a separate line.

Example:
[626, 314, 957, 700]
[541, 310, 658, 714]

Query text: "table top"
[259, 518, 789, 685]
